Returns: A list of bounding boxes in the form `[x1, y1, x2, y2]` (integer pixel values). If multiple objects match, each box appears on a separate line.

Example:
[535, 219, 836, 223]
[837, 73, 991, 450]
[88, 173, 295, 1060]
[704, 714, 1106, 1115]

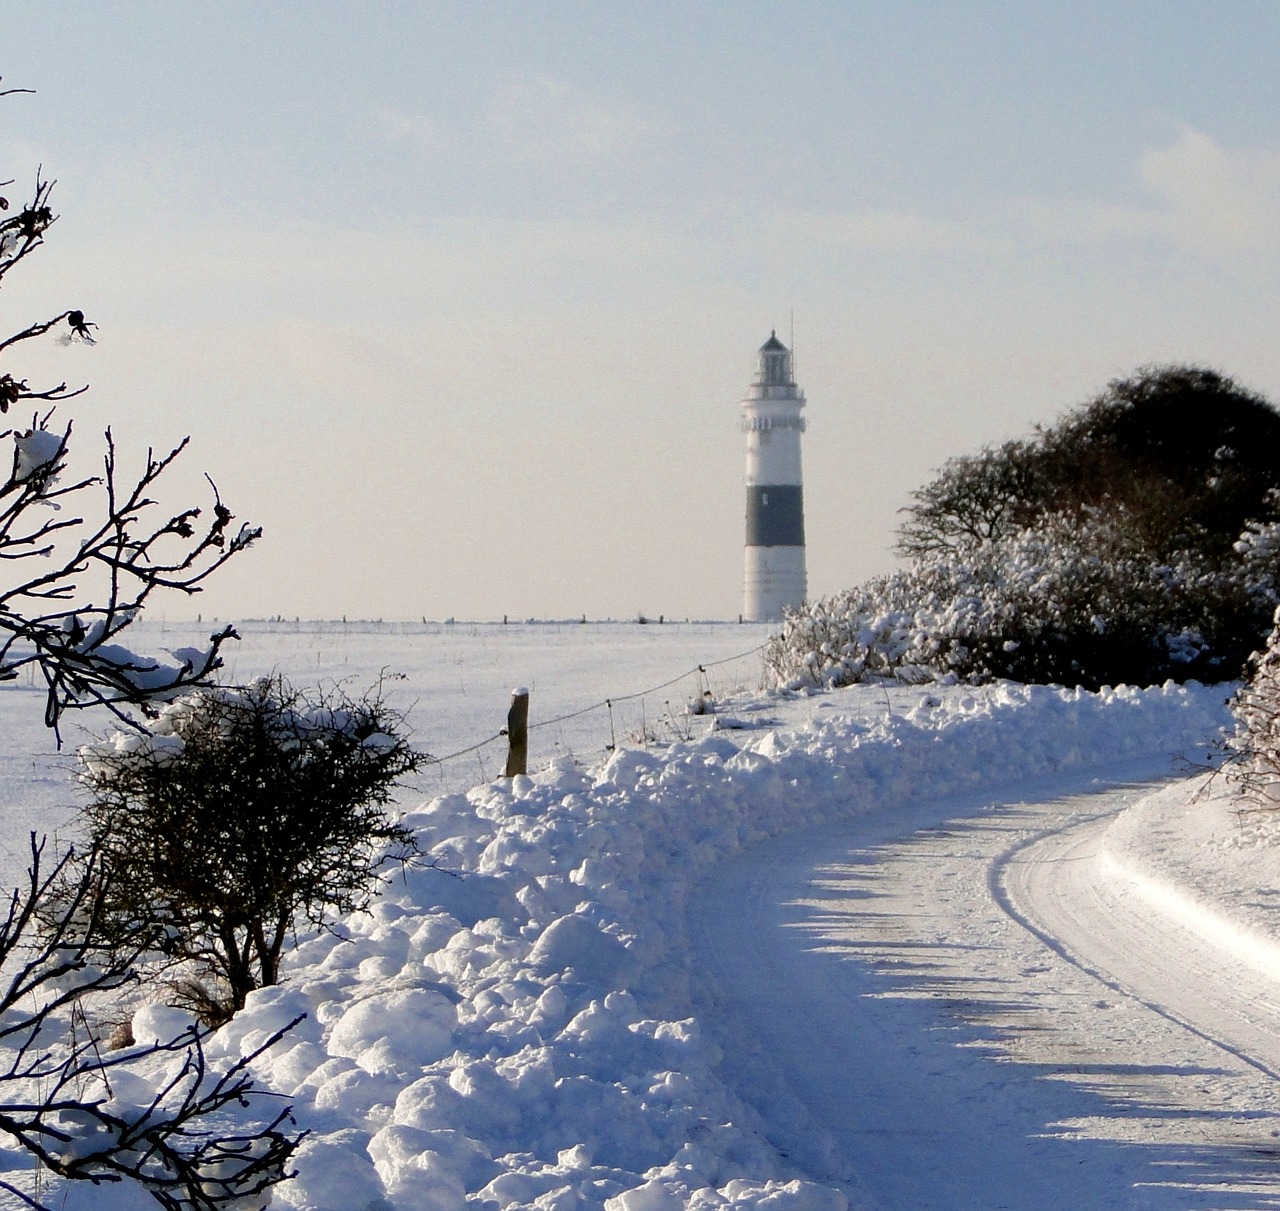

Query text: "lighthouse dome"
[754, 330, 795, 389]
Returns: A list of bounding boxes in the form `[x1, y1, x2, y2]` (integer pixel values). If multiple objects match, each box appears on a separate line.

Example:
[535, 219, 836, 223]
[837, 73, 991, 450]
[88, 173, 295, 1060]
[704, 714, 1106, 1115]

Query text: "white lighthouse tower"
[742, 331, 807, 622]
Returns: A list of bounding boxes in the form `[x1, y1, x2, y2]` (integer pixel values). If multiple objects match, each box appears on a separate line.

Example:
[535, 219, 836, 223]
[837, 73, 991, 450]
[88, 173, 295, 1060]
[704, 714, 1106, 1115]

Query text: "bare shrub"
[75, 676, 427, 1023]
[1226, 611, 1280, 804]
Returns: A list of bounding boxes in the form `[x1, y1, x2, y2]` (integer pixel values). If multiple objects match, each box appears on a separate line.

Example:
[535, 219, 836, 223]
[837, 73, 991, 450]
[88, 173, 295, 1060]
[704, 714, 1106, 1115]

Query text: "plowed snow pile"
[13, 680, 1233, 1211]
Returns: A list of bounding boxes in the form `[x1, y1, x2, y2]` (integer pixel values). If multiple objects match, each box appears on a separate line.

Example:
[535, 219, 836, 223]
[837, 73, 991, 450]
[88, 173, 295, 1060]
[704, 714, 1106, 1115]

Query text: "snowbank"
[24, 679, 1234, 1211]
[206, 679, 1226, 1211]
[1102, 769, 1280, 981]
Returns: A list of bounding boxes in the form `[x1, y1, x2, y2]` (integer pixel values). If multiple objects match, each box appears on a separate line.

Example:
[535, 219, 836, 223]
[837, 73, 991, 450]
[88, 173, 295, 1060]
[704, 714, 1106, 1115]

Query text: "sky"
[5, 2, 1280, 621]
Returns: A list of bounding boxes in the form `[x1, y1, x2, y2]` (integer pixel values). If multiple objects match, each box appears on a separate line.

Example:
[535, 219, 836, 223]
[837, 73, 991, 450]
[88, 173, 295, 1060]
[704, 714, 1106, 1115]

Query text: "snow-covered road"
[691, 773, 1280, 1210]
[7, 674, 1250, 1210]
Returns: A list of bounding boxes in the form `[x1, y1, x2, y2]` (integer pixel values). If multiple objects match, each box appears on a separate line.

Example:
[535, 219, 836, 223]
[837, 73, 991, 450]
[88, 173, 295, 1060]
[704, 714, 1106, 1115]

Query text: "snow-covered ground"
[695, 769, 1280, 1210]
[0, 619, 772, 886]
[4, 622, 1279, 1209]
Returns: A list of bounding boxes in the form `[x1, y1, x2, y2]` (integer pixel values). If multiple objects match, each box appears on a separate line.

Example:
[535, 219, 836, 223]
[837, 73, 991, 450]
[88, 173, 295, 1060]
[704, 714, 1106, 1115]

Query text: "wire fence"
[409, 642, 770, 798]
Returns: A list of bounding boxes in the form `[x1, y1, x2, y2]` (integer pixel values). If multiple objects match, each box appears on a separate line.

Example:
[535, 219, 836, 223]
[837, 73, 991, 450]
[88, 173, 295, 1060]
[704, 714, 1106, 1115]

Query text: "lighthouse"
[742, 331, 807, 622]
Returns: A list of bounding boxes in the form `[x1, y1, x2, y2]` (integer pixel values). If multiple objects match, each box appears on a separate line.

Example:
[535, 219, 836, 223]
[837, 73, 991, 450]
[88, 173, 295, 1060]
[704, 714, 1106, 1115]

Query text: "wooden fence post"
[504, 687, 529, 777]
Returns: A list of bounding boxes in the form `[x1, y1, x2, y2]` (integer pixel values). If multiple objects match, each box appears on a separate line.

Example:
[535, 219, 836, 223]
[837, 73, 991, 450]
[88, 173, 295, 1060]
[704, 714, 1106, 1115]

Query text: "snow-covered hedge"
[766, 517, 1280, 691]
[777, 365, 1280, 692]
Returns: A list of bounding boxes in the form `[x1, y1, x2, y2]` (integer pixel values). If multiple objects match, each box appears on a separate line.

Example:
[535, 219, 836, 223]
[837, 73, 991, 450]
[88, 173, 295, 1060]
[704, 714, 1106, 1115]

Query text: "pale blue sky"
[5, 3, 1280, 619]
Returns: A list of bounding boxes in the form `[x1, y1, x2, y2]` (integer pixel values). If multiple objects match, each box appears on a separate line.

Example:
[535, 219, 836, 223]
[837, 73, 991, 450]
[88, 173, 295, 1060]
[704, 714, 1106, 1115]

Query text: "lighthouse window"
[762, 492, 768, 505]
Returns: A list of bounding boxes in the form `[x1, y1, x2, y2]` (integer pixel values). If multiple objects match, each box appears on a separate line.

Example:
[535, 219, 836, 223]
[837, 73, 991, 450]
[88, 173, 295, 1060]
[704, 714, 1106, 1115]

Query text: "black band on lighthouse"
[745, 484, 805, 548]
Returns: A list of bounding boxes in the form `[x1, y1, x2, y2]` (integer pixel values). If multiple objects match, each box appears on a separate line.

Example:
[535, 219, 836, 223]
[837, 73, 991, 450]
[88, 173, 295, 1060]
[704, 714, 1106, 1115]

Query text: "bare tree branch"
[0, 78, 297, 1211]
[0, 419, 261, 740]
[0, 836, 304, 1210]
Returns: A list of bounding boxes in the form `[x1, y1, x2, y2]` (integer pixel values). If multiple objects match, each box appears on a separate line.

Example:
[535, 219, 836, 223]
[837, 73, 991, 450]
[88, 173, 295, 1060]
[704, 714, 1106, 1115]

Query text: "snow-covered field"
[6, 621, 1280, 1210]
[0, 619, 772, 885]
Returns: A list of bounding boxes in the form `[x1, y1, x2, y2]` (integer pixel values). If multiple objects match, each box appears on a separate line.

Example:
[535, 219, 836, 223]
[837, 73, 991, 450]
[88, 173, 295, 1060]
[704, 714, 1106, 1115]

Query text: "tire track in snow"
[692, 774, 1280, 1210]
[992, 805, 1280, 1083]
[995, 796, 1280, 1084]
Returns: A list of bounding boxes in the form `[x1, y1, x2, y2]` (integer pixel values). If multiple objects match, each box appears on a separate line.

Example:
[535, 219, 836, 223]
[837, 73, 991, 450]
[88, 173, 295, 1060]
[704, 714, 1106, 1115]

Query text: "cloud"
[801, 129, 1280, 267]
[1140, 127, 1280, 256]
[776, 207, 989, 256]
[484, 75, 659, 162]
[373, 107, 450, 156]
[1005, 198, 1168, 246]
[374, 76, 661, 169]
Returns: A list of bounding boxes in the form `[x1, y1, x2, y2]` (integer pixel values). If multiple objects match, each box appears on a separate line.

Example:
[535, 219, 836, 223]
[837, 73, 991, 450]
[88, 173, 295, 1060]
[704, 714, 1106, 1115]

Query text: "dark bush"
[771, 365, 1280, 690]
[900, 365, 1280, 567]
[75, 675, 428, 1023]
[0, 79, 300, 1209]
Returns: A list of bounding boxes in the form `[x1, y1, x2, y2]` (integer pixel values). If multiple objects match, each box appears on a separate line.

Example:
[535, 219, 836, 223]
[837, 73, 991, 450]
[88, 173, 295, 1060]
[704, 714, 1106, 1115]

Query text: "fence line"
[413, 642, 769, 798]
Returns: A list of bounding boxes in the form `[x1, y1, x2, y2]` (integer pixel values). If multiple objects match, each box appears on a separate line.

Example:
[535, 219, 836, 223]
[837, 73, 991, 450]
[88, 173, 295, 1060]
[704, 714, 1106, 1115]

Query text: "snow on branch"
[0, 78, 295, 1211]
[0, 421, 261, 739]
[0, 836, 302, 1210]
